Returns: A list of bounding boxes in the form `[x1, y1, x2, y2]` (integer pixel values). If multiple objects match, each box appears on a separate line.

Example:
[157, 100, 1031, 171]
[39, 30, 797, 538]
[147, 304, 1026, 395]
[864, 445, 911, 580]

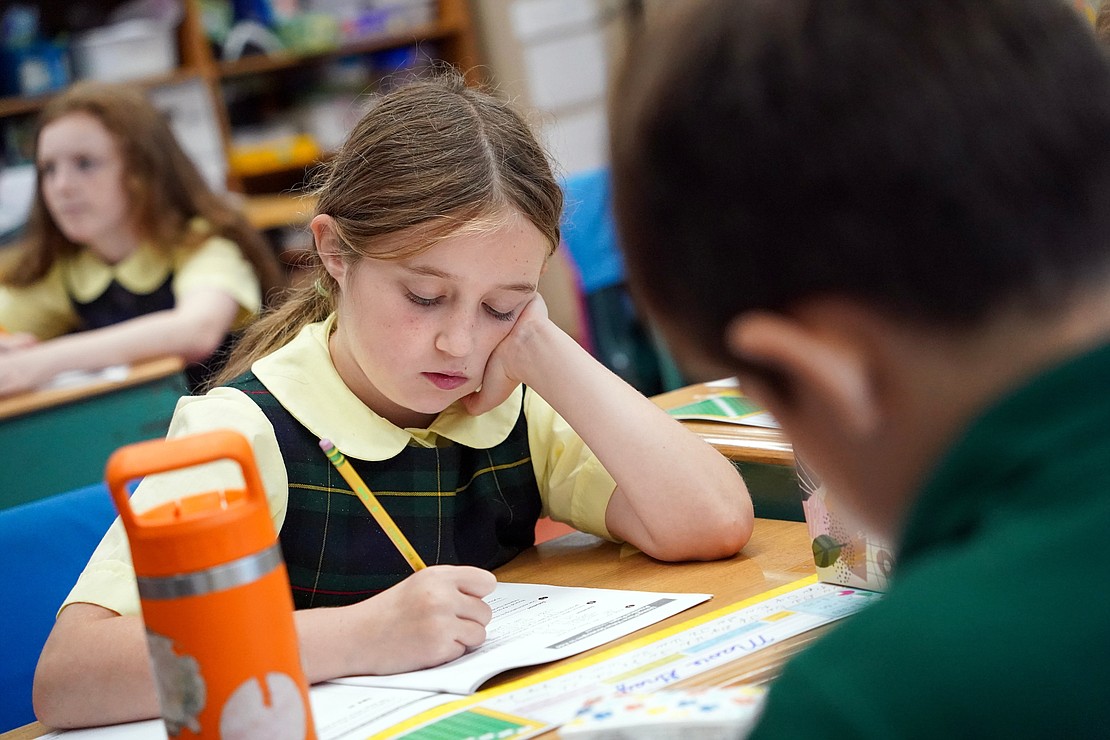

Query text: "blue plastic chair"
[560, 168, 685, 394]
[0, 483, 117, 732]
[560, 168, 626, 296]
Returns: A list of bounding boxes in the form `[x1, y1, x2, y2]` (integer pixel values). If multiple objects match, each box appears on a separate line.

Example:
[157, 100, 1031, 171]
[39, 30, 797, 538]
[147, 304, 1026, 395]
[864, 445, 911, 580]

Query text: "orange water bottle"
[106, 430, 315, 739]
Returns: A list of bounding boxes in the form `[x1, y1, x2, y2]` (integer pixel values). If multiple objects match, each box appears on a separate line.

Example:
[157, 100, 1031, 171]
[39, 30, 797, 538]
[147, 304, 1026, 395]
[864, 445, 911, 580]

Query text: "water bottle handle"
[105, 430, 266, 531]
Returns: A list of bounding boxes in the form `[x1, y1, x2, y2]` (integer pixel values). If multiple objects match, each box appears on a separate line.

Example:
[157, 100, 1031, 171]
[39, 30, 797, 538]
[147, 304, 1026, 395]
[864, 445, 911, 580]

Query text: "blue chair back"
[560, 167, 685, 394]
[0, 483, 117, 732]
[561, 168, 626, 295]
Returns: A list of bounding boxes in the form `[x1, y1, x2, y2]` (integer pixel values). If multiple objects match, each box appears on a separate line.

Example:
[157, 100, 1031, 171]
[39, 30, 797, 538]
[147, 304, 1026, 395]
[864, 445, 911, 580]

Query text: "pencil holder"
[106, 430, 315, 739]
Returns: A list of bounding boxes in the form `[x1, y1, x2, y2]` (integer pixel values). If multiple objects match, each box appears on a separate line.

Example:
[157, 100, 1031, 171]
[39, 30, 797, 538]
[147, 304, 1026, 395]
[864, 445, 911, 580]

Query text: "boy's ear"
[311, 214, 346, 282]
[724, 310, 881, 438]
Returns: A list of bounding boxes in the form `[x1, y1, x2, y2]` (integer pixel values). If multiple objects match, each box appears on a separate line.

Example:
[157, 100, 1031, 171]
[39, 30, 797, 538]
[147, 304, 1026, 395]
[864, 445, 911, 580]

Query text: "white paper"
[37, 723, 163, 739]
[421, 583, 880, 738]
[40, 364, 130, 390]
[36, 685, 455, 740]
[334, 582, 711, 694]
[38, 583, 709, 738]
[308, 684, 459, 740]
[37, 584, 875, 740]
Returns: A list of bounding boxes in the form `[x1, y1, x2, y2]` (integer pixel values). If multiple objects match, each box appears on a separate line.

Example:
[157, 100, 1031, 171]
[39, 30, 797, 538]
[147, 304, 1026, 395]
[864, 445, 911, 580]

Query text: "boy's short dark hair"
[611, 0, 1110, 366]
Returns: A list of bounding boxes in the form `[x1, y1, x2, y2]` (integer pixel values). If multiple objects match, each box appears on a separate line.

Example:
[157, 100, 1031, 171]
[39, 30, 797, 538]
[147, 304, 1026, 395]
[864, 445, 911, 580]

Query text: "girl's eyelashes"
[406, 290, 517, 322]
[406, 291, 442, 307]
[485, 305, 516, 322]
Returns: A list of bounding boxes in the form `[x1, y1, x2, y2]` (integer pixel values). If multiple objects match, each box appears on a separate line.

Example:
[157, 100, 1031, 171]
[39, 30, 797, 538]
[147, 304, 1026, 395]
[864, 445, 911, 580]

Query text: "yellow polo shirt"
[63, 315, 617, 617]
[0, 231, 261, 338]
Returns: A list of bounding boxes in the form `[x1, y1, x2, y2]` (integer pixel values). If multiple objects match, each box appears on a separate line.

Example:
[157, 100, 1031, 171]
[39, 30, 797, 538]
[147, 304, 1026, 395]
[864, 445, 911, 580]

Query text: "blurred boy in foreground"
[610, 0, 1110, 736]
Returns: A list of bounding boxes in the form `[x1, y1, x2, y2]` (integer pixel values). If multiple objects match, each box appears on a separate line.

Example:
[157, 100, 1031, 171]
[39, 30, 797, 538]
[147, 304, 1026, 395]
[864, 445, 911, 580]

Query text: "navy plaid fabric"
[228, 373, 542, 608]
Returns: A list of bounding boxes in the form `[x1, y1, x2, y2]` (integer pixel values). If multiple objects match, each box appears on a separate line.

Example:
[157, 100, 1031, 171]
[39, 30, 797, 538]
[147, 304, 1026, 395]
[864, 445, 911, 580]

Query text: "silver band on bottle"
[137, 543, 283, 600]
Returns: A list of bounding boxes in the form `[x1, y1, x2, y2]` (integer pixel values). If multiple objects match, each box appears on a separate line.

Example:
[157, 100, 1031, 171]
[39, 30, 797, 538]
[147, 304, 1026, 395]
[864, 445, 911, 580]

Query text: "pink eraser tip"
[319, 439, 334, 452]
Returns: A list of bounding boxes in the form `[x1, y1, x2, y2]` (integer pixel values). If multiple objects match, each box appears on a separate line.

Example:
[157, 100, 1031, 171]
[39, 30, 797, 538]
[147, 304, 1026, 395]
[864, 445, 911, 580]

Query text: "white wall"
[471, 0, 633, 177]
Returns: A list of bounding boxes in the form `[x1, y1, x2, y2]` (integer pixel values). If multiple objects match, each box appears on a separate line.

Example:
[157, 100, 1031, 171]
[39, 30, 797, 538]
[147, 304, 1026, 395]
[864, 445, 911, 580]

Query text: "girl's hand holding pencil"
[340, 564, 496, 675]
[317, 438, 497, 674]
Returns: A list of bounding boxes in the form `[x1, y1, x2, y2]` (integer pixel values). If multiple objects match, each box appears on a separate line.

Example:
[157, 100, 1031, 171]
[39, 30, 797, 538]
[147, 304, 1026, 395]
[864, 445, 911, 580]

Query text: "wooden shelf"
[0, 0, 481, 220]
[0, 92, 55, 119]
[216, 22, 456, 79]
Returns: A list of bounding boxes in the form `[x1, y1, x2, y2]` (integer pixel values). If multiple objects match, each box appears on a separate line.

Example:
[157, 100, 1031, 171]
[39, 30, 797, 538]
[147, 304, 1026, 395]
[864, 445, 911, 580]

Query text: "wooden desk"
[502, 520, 821, 738]
[2, 520, 819, 739]
[654, 382, 802, 521]
[0, 358, 187, 510]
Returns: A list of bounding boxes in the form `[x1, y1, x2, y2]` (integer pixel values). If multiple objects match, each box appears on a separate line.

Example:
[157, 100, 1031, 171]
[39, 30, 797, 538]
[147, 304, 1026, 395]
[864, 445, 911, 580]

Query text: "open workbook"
[39, 582, 710, 739]
[333, 582, 710, 694]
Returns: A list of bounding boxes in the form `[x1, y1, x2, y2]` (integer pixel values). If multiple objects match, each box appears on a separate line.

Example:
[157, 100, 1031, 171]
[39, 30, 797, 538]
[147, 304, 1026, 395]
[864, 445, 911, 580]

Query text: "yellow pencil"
[319, 438, 427, 571]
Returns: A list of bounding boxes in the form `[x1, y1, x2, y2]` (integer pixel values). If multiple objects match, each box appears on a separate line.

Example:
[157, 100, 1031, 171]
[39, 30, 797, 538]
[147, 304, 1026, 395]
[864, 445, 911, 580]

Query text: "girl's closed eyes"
[405, 290, 522, 322]
[405, 291, 441, 307]
[485, 305, 517, 322]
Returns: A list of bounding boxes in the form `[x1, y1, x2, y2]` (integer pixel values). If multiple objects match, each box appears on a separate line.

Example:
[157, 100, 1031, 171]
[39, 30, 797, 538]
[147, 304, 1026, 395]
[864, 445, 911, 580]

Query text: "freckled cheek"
[382, 309, 440, 352]
[380, 317, 418, 350]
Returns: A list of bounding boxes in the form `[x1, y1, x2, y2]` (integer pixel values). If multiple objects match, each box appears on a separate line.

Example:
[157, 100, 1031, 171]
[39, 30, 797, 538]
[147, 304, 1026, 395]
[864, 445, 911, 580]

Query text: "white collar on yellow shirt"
[251, 314, 524, 461]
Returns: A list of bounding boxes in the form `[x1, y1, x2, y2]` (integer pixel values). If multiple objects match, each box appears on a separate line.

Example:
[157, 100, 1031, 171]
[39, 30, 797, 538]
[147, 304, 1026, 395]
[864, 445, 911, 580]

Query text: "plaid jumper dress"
[228, 372, 543, 608]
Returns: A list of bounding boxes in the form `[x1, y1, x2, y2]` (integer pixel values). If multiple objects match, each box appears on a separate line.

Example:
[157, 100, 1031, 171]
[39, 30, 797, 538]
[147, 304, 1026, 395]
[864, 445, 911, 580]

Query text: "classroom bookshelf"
[0, 0, 483, 234]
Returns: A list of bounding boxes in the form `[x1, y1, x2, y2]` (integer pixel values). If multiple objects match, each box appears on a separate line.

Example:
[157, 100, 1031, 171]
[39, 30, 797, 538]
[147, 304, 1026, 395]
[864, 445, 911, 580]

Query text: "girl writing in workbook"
[0, 81, 285, 395]
[33, 74, 752, 729]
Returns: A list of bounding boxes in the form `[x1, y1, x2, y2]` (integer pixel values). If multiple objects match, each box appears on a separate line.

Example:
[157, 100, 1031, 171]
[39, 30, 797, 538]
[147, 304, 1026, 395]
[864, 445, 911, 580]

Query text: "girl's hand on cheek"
[343, 565, 496, 676]
[461, 295, 549, 416]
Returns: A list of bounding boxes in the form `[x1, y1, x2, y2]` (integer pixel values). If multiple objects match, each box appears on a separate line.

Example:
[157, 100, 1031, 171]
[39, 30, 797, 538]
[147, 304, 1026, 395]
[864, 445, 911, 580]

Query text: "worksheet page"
[37, 583, 711, 739]
[333, 582, 711, 694]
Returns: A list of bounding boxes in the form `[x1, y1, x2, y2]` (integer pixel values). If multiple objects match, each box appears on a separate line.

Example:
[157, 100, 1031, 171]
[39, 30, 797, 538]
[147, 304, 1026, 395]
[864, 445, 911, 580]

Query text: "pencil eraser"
[559, 686, 766, 740]
[319, 439, 334, 452]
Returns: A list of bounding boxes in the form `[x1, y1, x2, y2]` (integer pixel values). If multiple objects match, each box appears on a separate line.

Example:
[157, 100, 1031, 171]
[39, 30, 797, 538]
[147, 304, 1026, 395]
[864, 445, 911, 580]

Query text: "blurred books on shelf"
[228, 129, 321, 177]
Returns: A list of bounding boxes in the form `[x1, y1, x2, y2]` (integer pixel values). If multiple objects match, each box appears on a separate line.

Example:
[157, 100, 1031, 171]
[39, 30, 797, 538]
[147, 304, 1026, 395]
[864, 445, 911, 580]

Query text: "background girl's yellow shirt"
[0, 235, 261, 338]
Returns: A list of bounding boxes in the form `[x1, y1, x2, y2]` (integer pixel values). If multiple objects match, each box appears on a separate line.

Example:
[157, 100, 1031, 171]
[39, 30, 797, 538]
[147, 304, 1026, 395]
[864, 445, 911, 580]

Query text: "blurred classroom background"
[2, 0, 1106, 392]
[0, 0, 683, 396]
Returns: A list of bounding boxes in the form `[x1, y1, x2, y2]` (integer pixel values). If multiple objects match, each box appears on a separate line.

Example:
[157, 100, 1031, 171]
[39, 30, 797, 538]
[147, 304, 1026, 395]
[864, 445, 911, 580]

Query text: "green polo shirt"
[749, 342, 1110, 738]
